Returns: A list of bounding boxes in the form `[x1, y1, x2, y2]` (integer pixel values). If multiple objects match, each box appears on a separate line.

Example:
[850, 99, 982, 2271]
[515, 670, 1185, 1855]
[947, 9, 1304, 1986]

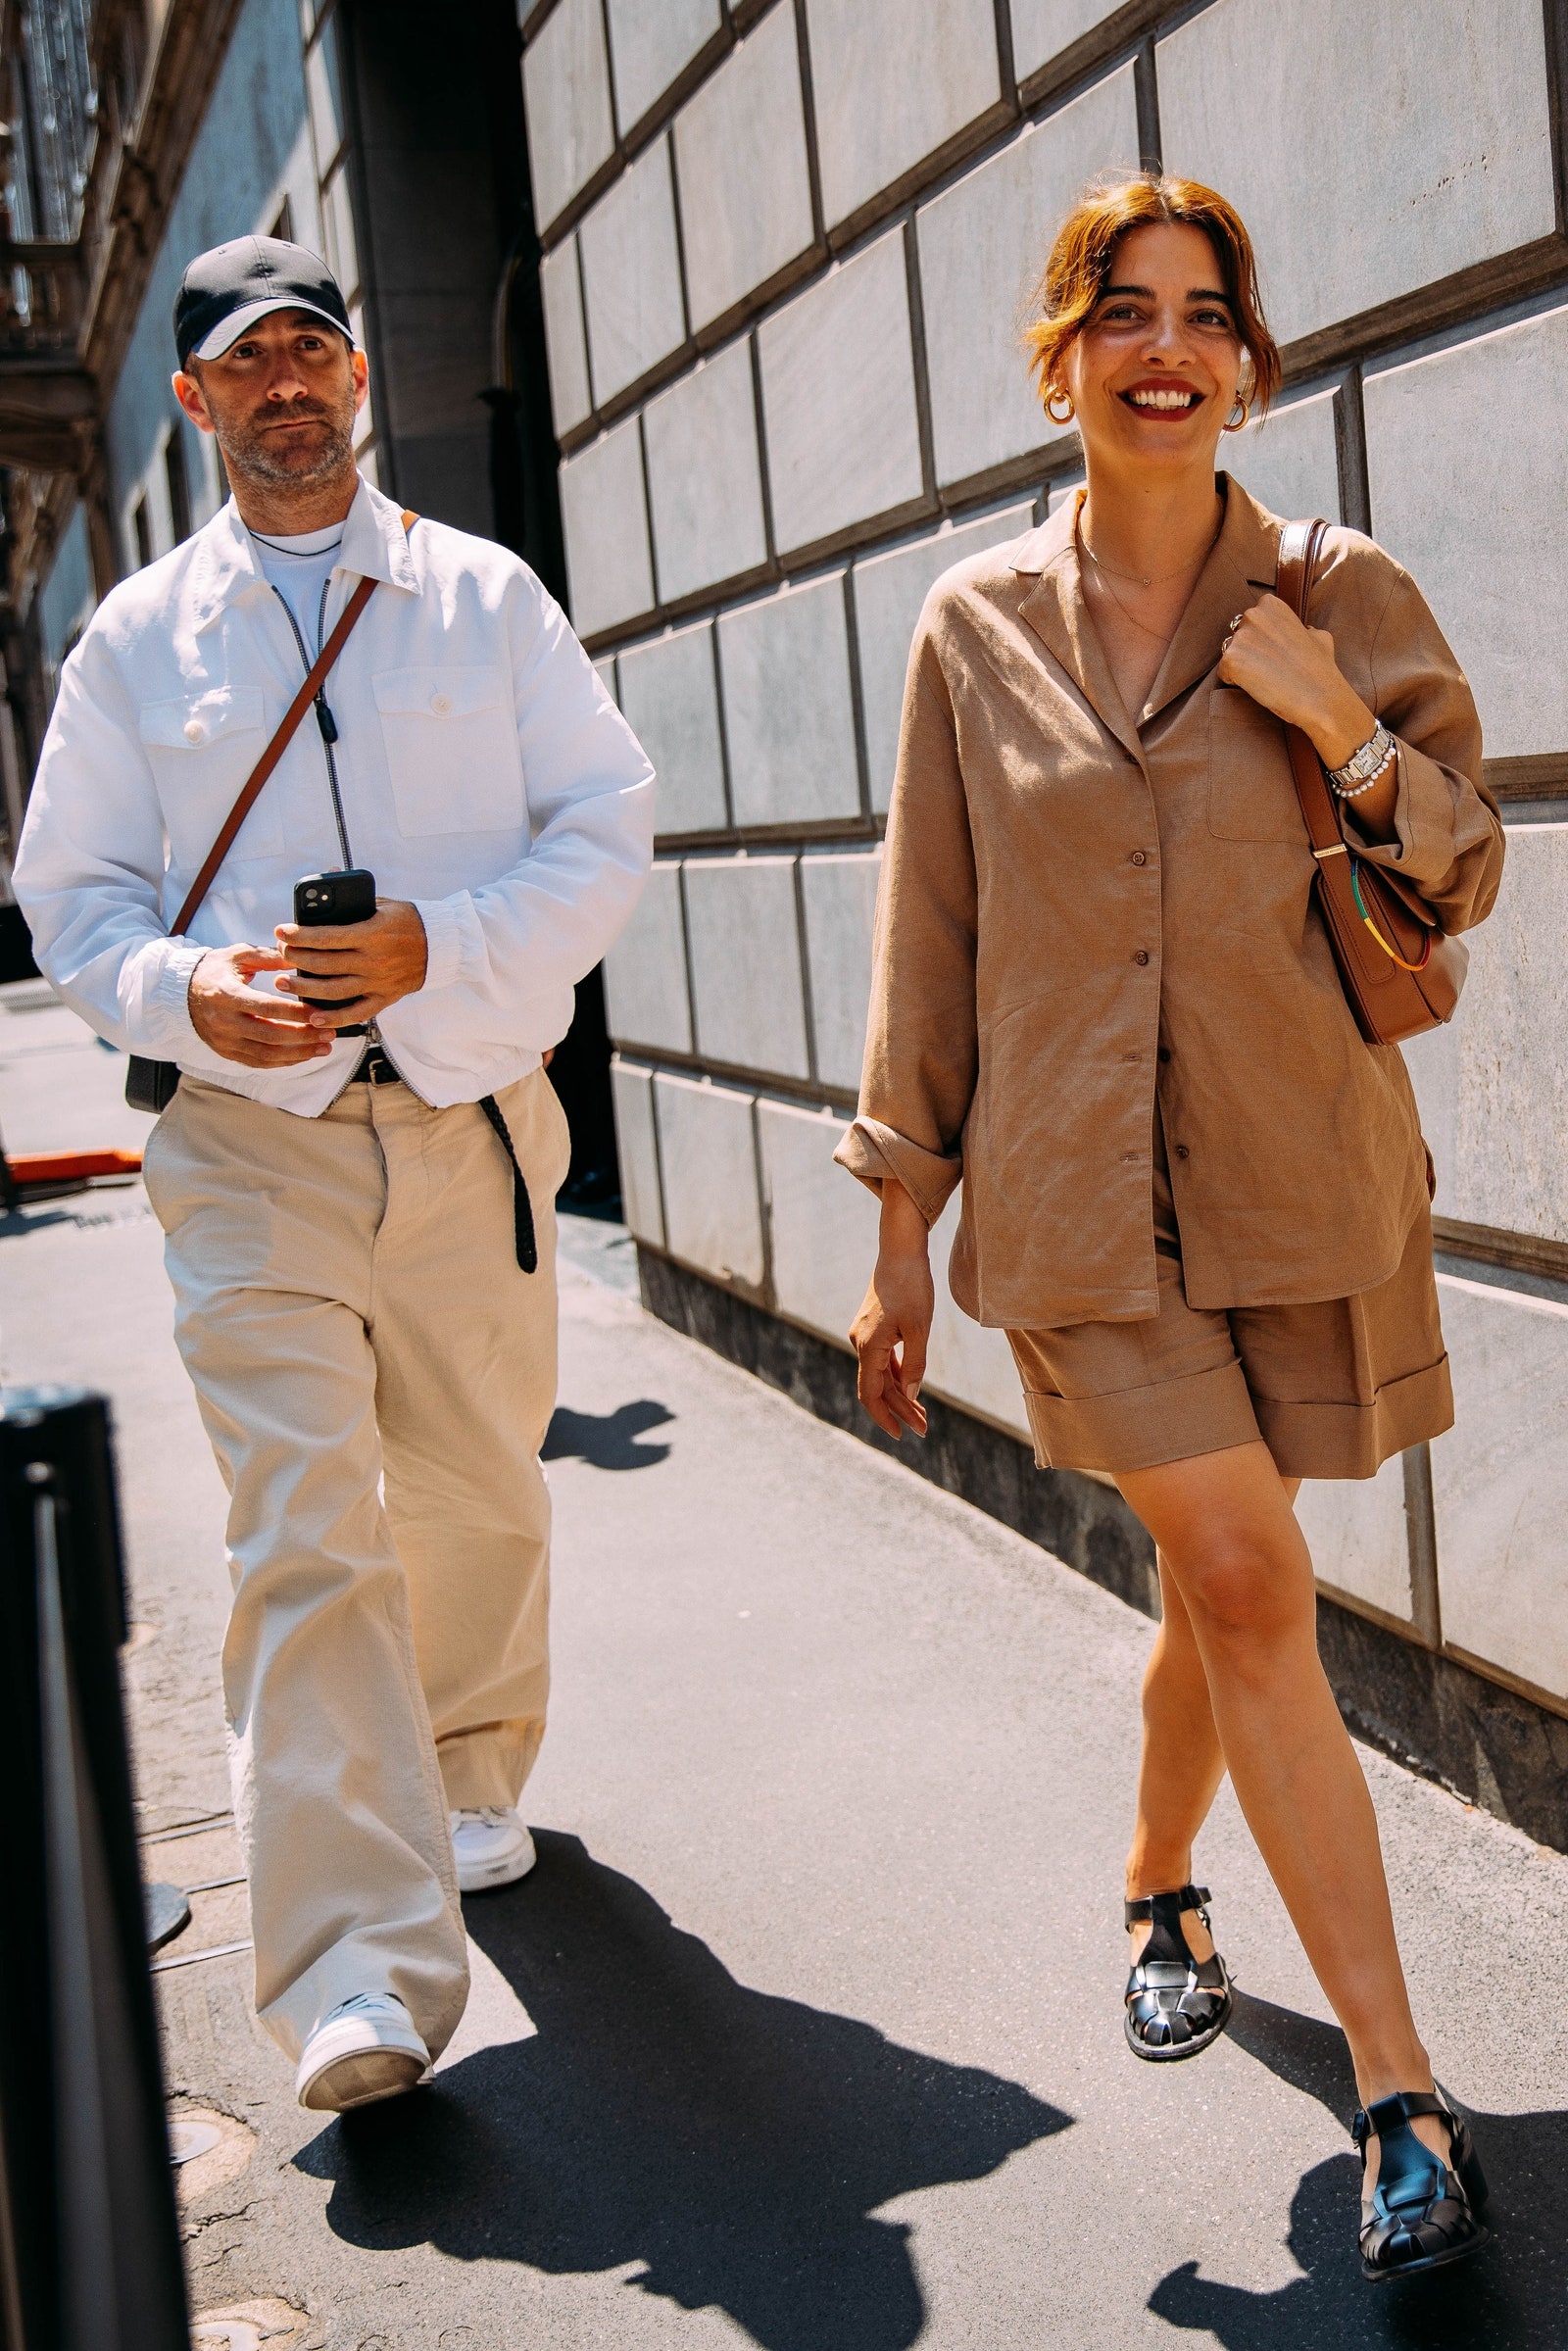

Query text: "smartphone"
[292, 867, 376, 1039]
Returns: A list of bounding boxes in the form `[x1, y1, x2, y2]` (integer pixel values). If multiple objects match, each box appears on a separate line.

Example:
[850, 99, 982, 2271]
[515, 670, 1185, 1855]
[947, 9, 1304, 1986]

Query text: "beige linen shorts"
[1006, 1122, 1452, 1482]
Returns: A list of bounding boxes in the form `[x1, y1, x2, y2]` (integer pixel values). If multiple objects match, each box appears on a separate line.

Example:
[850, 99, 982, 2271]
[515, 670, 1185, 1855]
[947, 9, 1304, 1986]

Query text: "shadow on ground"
[297, 1833, 1067, 2350]
[1149, 1988, 1568, 2347]
[543, 1399, 674, 1471]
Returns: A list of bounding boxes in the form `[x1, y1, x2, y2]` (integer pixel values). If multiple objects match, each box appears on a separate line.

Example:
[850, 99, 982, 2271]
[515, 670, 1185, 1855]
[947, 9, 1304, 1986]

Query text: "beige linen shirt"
[836, 478, 1504, 1329]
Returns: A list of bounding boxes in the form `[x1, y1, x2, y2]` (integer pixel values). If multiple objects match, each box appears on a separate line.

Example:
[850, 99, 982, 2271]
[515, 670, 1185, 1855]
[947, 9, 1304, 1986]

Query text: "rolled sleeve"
[834, 1116, 963, 1225]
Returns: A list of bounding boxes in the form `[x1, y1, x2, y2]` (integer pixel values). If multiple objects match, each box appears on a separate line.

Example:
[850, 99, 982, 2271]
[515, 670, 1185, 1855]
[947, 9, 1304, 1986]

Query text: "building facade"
[526, 0, 1568, 1841]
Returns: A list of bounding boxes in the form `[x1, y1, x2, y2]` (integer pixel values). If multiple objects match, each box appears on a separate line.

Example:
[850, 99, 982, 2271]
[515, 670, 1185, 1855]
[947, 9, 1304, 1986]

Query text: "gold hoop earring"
[1045, 385, 1075, 424]
[1223, 393, 1251, 432]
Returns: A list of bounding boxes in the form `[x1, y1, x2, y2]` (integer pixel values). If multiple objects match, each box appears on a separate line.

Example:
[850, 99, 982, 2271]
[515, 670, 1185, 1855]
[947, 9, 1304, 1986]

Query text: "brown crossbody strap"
[169, 508, 417, 937]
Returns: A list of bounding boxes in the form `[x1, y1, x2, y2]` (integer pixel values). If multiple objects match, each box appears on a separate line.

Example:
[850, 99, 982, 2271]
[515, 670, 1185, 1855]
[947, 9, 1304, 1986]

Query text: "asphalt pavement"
[3, 995, 1566, 2350]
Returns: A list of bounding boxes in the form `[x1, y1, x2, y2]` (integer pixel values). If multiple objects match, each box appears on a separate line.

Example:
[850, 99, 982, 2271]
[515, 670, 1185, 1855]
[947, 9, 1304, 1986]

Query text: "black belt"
[349, 1046, 402, 1084]
[348, 1050, 537, 1274]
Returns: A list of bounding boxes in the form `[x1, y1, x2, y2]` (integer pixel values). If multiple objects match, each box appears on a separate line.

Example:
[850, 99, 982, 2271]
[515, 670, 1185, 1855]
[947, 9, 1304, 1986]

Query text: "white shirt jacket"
[15, 477, 655, 1113]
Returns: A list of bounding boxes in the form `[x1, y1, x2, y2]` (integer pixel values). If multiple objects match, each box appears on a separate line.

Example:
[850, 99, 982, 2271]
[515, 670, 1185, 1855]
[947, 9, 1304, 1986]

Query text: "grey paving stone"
[540, 239, 592, 433]
[559, 415, 655, 638]
[800, 848, 882, 1095]
[602, 860, 692, 1054]
[1363, 302, 1568, 759]
[758, 229, 925, 556]
[610, 1055, 665, 1245]
[578, 137, 687, 407]
[523, 0, 616, 230]
[916, 69, 1138, 493]
[1222, 386, 1341, 525]
[643, 339, 769, 602]
[683, 854, 810, 1079]
[853, 502, 1036, 812]
[717, 573, 860, 828]
[1158, 0, 1557, 348]
[673, 2, 815, 333]
[604, 0, 721, 132]
[1010, 0, 1133, 85]
[653, 1068, 765, 1287]
[805, 0, 1002, 229]
[615, 620, 729, 838]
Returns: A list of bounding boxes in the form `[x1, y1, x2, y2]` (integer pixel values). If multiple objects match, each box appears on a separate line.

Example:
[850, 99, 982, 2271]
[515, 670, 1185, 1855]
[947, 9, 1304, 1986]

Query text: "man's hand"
[188, 944, 337, 1066]
[272, 898, 428, 1028]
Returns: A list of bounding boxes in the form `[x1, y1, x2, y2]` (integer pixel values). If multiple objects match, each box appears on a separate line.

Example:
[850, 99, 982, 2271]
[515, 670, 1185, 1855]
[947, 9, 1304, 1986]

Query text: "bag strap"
[1273, 517, 1349, 868]
[170, 508, 418, 936]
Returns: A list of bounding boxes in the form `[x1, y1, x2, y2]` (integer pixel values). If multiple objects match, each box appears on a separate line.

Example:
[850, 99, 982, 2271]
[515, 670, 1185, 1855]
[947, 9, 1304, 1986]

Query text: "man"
[15, 237, 653, 2111]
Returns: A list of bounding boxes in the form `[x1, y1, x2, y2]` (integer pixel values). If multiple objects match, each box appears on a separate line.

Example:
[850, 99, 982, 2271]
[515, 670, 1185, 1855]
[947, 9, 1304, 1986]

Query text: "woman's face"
[1061, 221, 1245, 475]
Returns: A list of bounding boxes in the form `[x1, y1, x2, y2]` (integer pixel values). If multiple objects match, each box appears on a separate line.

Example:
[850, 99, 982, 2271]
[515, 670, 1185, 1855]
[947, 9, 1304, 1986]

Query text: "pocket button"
[430, 691, 453, 715]
[183, 718, 205, 744]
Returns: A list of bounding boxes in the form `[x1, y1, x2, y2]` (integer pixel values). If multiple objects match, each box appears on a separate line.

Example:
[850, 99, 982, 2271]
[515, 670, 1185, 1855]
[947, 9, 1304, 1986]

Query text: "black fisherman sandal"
[1123, 1884, 1233, 2061]
[1353, 2088, 1490, 2282]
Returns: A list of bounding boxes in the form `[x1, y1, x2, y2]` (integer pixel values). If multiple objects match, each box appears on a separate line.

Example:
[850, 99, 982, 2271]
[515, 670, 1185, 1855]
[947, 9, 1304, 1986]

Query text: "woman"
[838, 173, 1504, 2283]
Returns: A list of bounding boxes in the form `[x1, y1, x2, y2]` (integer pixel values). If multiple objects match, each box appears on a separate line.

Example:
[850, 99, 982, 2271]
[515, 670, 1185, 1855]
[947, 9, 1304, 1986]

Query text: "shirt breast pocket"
[372, 665, 524, 838]
[1206, 685, 1309, 846]
[138, 689, 277, 868]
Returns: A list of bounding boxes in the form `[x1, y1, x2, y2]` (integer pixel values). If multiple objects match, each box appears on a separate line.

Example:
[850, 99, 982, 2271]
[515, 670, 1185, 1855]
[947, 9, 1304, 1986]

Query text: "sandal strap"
[1351, 2088, 1453, 2149]
[1123, 1883, 1210, 1928]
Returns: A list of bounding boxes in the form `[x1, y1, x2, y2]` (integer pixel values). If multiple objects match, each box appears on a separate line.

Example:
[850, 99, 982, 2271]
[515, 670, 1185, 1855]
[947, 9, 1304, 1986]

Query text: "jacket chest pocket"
[1206, 686, 1309, 846]
[372, 665, 523, 838]
[138, 689, 278, 869]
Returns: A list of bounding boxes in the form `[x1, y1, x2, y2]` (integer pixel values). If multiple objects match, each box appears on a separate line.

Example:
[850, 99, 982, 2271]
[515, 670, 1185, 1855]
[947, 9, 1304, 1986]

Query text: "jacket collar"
[187, 472, 418, 634]
[1011, 473, 1284, 749]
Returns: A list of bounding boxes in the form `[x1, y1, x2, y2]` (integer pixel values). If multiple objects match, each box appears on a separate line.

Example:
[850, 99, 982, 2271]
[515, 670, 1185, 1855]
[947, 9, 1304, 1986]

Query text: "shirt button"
[430, 691, 453, 715]
[1130, 850, 1147, 866]
[183, 717, 205, 744]
[1133, 949, 1150, 965]
[1175, 1144, 1190, 1160]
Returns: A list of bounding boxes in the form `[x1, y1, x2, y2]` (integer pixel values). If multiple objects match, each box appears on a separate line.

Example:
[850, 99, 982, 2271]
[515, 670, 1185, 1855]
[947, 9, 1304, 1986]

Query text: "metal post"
[0, 1388, 188, 2351]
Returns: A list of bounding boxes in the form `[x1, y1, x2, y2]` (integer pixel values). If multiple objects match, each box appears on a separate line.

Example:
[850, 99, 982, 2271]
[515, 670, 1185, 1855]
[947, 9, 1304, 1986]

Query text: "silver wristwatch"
[1326, 722, 1396, 798]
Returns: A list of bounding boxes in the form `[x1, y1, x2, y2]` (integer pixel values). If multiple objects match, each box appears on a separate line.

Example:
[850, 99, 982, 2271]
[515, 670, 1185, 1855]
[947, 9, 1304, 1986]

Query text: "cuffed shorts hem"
[1250, 1353, 1453, 1481]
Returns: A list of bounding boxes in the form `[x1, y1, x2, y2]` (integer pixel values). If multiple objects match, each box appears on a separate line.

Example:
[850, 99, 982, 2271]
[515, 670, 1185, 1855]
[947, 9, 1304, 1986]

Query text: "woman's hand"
[850, 1178, 934, 1442]
[1218, 596, 1397, 839]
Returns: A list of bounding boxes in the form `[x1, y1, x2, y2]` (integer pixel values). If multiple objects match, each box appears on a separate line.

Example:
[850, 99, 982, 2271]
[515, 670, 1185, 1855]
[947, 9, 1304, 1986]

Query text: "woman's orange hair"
[1025, 171, 1281, 421]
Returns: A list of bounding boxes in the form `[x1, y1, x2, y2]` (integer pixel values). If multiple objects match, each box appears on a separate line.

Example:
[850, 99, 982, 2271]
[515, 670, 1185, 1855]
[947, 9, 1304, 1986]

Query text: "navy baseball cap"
[173, 236, 353, 367]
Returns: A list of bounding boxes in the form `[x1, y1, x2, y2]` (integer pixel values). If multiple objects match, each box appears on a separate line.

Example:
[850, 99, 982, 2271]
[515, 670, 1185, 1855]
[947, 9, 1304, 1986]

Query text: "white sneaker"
[295, 1992, 431, 2113]
[451, 1806, 537, 1893]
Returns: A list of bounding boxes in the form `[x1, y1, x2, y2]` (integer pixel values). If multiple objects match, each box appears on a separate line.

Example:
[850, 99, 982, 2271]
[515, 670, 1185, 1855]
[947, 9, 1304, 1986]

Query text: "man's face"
[172, 309, 368, 493]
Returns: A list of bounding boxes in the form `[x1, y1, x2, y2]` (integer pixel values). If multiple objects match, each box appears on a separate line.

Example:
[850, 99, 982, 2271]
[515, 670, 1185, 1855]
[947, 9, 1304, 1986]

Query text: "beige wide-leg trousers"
[142, 1065, 571, 2065]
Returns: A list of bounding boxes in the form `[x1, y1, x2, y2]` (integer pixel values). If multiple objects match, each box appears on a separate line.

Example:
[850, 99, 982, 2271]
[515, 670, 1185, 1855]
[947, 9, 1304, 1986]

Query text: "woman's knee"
[1172, 1529, 1311, 1648]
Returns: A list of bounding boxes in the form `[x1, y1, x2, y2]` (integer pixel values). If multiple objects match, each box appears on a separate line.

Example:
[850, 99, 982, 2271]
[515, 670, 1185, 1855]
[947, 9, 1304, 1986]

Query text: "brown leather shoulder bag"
[1274, 517, 1467, 1046]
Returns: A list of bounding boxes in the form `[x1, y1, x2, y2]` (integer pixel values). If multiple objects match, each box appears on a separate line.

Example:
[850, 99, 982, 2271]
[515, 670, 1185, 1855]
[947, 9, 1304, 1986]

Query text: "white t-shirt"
[248, 521, 346, 653]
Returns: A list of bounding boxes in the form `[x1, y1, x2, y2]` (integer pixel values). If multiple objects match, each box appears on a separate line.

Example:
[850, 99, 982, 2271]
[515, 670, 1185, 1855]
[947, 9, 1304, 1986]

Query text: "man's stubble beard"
[214, 394, 358, 501]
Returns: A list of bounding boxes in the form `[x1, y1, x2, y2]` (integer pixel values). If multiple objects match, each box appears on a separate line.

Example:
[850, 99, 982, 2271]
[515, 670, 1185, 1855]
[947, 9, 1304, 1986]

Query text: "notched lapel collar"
[1140, 475, 1284, 723]
[1013, 495, 1145, 762]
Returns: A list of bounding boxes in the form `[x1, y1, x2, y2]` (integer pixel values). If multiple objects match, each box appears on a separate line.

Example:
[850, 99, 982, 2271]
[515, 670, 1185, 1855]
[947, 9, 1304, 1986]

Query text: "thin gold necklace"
[1077, 522, 1178, 643]
[1079, 531, 1207, 590]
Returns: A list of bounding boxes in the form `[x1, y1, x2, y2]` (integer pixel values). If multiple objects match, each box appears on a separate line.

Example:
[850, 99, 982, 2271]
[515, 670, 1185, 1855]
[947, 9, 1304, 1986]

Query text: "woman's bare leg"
[1117, 1441, 1444, 2181]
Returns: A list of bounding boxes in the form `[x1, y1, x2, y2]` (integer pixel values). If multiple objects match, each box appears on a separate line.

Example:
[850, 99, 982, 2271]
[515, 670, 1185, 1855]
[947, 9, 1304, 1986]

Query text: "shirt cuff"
[1348, 742, 1458, 886]
[411, 890, 485, 992]
[834, 1116, 962, 1226]
[144, 940, 208, 1056]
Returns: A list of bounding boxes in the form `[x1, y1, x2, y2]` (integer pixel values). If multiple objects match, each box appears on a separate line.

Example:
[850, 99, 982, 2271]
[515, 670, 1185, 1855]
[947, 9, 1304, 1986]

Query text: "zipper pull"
[314, 693, 339, 746]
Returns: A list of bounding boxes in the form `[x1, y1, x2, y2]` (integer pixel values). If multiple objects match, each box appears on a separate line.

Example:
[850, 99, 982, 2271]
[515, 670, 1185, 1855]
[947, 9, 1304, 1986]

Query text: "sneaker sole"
[299, 2044, 429, 2113]
[456, 1837, 538, 1896]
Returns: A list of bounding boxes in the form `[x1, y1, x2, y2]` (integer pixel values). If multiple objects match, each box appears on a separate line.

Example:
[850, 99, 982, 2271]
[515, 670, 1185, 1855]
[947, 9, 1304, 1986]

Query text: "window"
[132, 495, 152, 569]
[270, 196, 294, 243]
[164, 427, 191, 544]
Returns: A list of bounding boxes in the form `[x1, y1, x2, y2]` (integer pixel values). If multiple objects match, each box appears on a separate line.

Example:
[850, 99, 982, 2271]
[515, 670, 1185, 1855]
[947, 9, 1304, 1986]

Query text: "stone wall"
[522, 0, 1568, 1745]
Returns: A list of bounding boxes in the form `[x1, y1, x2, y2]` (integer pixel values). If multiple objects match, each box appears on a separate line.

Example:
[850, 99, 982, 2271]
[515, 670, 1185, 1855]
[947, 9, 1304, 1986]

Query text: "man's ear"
[172, 367, 215, 435]
[350, 347, 369, 417]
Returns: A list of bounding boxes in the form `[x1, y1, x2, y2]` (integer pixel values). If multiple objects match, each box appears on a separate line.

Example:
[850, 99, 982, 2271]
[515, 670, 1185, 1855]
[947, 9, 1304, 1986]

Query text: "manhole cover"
[144, 1881, 191, 1952]
[167, 2106, 256, 2205]
[191, 2299, 312, 2350]
[169, 2117, 221, 2165]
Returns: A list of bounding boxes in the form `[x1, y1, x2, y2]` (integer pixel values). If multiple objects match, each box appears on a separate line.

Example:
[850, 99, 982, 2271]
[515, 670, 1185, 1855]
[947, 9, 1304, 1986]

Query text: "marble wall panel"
[674, 4, 815, 332]
[643, 339, 769, 602]
[611, 1056, 664, 1246]
[804, 0, 1002, 230]
[653, 1072, 766, 1291]
[578, 136, 687, 406]
[683, 855, 810, 1079]
[853, 501, 1036, 812]
[1363, 305, 1568, 760]
[523, 0, 616, 230]
[1295, 1457, 1413, 1625]
[1433, 1271, 1568, 1699]
[800, 850, 882, 1096]
[758, 230, 925, 556]
[559, 416, 655, 638]
[593, 656, 617, 703]
[539, 240, 591, 434]
[1009, 0, 1130, 85]
[1401, 824, 1568, 1246]
[1222, 388, 1341, 526]
[916, 69, 1138, 491]
[758, 1097, 879, 1347]
[605, 0, 721, 131]
[615, 622, 728, 837]
[601, 860, 692, 1053]
[716, 574, 860, 827]
[1158, 0, 1556, 350]
[925, 1194, 1034, 1441]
